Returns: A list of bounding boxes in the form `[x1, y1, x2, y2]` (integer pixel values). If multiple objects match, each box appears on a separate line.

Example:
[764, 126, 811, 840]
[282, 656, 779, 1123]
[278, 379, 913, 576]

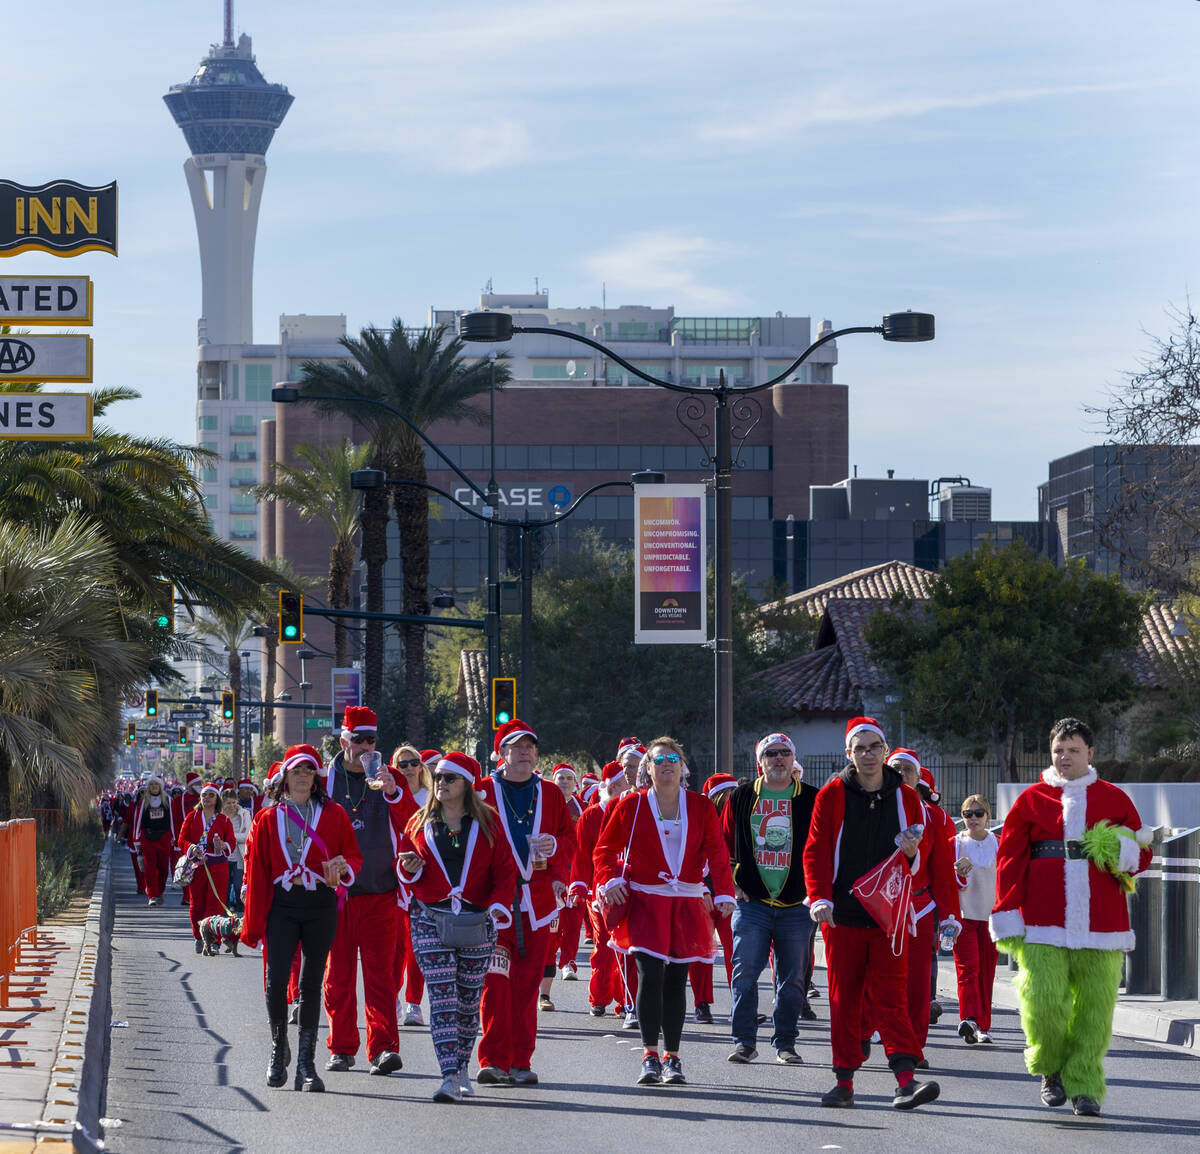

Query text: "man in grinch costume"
[990, 717, 1152, 1117]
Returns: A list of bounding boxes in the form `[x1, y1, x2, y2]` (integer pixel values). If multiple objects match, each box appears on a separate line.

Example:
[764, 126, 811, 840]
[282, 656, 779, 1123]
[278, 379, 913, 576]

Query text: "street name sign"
[170, 709, 210, 721]
[0, 275, 92, 324]
[0, 393, 92, 441]
[0, 335, 92, 382]
[304, 716, 333, 730]
[0, 180, 118, 257]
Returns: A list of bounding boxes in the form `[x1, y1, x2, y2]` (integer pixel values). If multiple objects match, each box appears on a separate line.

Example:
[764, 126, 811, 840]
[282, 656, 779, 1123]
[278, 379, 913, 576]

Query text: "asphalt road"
[101, 856, 1200, 1154]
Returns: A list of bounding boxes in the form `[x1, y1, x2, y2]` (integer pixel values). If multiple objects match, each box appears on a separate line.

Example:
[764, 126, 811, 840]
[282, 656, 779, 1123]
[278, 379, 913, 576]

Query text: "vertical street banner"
[634, 483, 707, 644]
[331, 668, 362, 729]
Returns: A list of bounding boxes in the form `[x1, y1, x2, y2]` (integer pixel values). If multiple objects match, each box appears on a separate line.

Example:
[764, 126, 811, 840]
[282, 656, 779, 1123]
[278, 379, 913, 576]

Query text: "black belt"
[1031, 839, 1085, 860]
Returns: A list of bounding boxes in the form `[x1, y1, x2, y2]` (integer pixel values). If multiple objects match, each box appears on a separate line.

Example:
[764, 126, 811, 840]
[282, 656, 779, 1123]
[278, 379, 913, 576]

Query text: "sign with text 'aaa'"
[0, 393, 92, 440]
[0, 180, 117, 257]
[0, 335, 92, 382]
[0, 276, 92, 324]
[634, 483, 707, 644]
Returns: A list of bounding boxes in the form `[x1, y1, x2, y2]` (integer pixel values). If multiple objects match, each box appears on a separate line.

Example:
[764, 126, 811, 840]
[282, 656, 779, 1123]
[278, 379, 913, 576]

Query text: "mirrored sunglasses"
[652, 753, 680, 765]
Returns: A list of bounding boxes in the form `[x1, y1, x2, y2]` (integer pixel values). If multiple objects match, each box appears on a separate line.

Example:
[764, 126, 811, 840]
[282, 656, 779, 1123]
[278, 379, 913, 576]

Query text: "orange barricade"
[1, 818, 39, 1013]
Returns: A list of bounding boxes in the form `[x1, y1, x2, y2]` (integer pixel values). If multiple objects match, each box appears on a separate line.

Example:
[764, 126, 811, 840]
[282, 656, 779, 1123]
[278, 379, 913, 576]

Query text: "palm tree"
[252, 439, 370, 667]
[195, 611, 255, 780]
[297, 320, 508, 742]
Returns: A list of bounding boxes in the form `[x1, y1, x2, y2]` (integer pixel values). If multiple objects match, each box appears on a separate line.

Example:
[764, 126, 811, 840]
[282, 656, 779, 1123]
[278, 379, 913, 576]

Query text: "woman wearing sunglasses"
[396, 753, 516, 1103]
[392, 744, 436, 1027]
[595, 736, 735, 1088]
[951, 795, 999, 1044]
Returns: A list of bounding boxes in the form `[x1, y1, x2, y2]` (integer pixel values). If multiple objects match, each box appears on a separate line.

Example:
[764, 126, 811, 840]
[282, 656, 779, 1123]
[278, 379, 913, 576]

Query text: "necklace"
[441, 815, 466, 848]
[500, 777, 538, 825]
[285, 799, 314, 853]
[341, 766, 369, 814]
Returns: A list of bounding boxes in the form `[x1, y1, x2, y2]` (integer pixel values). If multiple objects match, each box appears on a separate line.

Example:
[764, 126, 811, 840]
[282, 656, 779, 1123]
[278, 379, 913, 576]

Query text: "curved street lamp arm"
[745, 325, 882, 393]
[294, 390, 489, 501]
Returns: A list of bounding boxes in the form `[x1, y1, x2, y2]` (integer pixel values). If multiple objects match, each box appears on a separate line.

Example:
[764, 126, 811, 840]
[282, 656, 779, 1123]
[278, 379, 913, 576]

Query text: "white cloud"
[580, 230, 741, 311]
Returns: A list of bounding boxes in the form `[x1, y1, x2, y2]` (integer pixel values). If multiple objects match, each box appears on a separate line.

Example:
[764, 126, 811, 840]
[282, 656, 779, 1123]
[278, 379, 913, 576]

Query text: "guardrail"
[1124, 825, 1200, 999]
[1, 818, 38, 1013]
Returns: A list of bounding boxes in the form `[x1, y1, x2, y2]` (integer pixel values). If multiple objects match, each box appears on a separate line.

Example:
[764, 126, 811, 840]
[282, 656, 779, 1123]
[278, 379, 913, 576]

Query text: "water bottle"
[938, 924, 956, 953]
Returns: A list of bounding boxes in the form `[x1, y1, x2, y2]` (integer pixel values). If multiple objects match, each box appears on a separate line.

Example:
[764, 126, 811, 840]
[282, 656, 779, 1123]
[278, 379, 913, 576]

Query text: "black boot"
[267, 1023, 290, 1089]
[294, 1026, 325, 1092]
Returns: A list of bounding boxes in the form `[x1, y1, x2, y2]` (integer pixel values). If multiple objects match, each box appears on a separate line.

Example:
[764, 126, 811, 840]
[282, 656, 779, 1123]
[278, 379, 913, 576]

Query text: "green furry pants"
[1012, 943, 1123, 1102]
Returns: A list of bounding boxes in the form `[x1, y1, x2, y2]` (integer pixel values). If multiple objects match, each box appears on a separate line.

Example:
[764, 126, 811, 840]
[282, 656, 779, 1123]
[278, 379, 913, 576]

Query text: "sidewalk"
[0, 838, 113, 1154]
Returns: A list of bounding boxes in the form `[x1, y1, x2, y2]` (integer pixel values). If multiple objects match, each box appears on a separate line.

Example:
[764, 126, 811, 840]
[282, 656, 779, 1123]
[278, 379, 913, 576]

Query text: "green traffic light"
[497, 711, 511, 724]
[155, 614, 170, 629]
[283, 624, 299, 638]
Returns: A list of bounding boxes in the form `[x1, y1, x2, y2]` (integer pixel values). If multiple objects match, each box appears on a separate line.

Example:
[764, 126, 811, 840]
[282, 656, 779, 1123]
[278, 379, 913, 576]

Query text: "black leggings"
[635, 953, 689, 1052]
[264, 884, 338, 1030]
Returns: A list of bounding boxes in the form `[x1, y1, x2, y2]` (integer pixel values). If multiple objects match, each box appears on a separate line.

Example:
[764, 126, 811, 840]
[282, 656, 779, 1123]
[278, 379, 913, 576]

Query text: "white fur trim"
[489, 903, 513, 930]
[1135, 825, 1155, 847]
[1041, 764, 1097, 790]
[807, 898, 833, 915]
[989, 908, 1025, 942]
[1025, 925, 1136, 952]
[845, 721, 886, 747]
[395, 858, 424, 885]
[1054, 772, 1094, 946]
[1116, 830, 1140, 874]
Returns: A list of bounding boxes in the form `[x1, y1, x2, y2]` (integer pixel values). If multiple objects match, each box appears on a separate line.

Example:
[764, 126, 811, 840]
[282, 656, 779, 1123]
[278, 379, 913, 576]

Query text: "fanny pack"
[426, 904, 493, 948]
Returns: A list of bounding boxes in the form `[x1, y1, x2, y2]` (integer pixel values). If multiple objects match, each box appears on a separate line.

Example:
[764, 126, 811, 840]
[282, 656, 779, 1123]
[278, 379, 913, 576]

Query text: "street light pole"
[460, 309, 934, 775]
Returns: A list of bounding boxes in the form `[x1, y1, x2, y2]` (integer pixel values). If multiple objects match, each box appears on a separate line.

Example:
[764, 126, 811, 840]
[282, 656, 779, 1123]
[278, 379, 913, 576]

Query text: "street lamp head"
[631, 470, 667, 485]
[881, 312, 935, 342]
[460, 312, 514, 343]
[350, 467, 387, 491]
[432, 594, 456, 609]
[251, 625, 273, 638]
[271, 383, 300, 403]
[296, 649, 316, 661]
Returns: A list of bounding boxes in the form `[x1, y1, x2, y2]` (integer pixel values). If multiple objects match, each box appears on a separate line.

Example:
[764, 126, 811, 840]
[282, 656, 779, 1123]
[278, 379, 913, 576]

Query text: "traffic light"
[177, 724, 187, 744]
[125, 721, 137, 744]
[153, 580, 174, 632]
[491, 677, 516, 730]
[145, 689, 158, 718]
[278, 590, 303, 643]
[221, 691, 234, 721]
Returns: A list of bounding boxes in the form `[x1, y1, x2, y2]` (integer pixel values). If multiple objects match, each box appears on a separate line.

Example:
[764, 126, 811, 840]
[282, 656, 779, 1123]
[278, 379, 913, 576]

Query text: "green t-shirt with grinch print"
[751, 785, 794, 899]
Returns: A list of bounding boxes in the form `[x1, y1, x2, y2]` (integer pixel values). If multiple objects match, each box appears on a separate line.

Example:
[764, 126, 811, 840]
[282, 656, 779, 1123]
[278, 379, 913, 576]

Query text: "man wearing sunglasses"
[321, 705, 417, 1078]
[720, 732, 818, 1067]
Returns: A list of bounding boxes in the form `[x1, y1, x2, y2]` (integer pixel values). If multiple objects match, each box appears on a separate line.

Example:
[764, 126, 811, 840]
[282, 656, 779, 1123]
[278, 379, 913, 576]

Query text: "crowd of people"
[99, 710, 1150, 1116]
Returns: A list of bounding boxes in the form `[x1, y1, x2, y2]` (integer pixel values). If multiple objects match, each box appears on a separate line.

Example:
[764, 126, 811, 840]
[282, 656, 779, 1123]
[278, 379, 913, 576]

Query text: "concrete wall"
[997, 779, 1200, 831]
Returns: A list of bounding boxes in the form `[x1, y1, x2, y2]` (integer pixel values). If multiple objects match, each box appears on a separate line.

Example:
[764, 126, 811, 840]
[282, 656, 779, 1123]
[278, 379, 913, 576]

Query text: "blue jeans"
[730, 898, 814, 1050]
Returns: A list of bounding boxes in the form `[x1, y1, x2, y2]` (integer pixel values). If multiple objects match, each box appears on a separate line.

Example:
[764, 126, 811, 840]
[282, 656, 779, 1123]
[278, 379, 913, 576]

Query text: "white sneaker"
[623, 1010, 639, 1030]
[403, 1003, 425, 1027]
[433, 1074, 461, 1103]
[560, 963, 578, 981]
[456, 1068, 475, 1097]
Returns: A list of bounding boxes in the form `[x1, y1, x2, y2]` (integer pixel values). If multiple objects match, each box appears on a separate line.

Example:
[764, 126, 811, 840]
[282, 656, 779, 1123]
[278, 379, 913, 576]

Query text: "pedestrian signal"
[491, 677, 516, 730]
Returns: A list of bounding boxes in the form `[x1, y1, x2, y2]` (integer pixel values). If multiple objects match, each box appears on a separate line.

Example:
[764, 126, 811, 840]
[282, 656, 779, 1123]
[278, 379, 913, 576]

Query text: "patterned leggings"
[411, 906, 497, 1076]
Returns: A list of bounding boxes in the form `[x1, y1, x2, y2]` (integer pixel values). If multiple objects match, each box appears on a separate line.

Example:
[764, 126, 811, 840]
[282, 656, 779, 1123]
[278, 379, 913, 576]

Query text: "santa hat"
[222, 777, 236, 789]
[494, 717, 537, 755]
[144, 773, 165, 791]
[185, 771, 201, 790]
[420, 749, 442, 767]
[551, 762, 578, 781]
[845, 715, 886, 748]
[755, 732, 796, 765]
[200, 781, 221, 799]
[282, 744, 324, 778]
[341, 705, 378, 739]
[616, 736, 645, 760]
[703, 772, 739, 800]
[887, 748, 921, 772]
[919, 767, 940, 803]
[434, 752, 480, 787]
[600, 760, 627, 786]
[237, 776, 259, 794]
[266, 761, 283, 788]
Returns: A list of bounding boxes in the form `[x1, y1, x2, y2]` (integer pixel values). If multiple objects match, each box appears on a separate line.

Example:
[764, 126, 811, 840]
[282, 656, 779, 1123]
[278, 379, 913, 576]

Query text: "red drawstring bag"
[851, 849, 914, 956]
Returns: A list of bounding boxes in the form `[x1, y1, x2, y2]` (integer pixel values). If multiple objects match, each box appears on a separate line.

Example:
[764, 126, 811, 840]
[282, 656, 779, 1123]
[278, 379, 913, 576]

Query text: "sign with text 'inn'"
[0, 180, 117, 257]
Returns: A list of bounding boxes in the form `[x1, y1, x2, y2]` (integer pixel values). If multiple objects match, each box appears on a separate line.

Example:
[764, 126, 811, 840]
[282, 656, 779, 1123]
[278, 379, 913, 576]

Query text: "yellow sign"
[0, 393, 93, 441]
[0, 180, 117, 258]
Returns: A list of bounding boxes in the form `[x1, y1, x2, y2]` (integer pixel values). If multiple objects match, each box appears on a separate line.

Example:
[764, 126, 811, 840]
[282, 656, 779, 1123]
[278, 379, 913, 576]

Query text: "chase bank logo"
[548, 485, 572, 508]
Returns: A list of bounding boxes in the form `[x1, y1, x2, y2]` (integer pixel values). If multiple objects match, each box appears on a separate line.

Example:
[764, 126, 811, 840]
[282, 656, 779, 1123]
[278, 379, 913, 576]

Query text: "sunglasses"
[349, 734, 377, 745]
[962, 808, 987, 819]
[762, 749, 791, 758]
[393, 758, 421, 769]
[433, 772, 464, 785]
[652, 753, 680, 765]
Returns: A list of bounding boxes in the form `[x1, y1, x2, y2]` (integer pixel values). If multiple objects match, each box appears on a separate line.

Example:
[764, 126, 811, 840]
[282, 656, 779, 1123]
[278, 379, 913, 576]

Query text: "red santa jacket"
[479, 774, 577, 930]
[802, 772, 926, 918]
[593, 788, 735, 904]
[128, 796, 178, 847]
[395, 815, 517, 928]
[568, 795, 621, 903]
[911, 800, 961, 927]
[990, 767, 1152, 951]
[177, 808, 236, 859]
[240, 800, 363, 949]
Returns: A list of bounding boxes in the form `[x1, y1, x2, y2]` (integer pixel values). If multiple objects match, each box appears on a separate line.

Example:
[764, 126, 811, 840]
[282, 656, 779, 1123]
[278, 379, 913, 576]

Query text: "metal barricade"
[1124, 827, 1163, 995]
[1160, 826, 1200, 1002]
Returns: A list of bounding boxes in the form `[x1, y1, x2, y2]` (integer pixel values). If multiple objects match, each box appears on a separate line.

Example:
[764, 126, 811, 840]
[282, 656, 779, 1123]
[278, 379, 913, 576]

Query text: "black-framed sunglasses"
[393, 758, 421, 769]
[962, 808, 987, 819]
[432, 772, 464, 785]
[762, 749, 792, 758]
[349, 734, 377, 745]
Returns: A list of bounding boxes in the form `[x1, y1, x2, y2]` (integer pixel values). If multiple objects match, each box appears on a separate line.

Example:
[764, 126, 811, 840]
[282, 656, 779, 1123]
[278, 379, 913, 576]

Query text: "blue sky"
[8, 0, 1199, 519]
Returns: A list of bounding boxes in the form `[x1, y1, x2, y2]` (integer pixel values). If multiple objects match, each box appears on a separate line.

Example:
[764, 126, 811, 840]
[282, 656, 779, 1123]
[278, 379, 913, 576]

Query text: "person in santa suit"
[595, 736, 735, 1088]
[475, 718, 577, 1086]
[321, 706, 418, 1078]
[541, 764, 586, 1002]
[237, 777, 263, 816]
[991, 717, 1152, 1117]
[392, 744, 437, 1029]
[127, 774, 177, 906]
[802, 716, 939, 1110]
[951, 793, 999, 1044]
[177, 782, 236, 953]
[688, 772, 740, 1027]
[396, 753, 517, 1103]
[241, 744, 362, 1092]
[569, 759, 640, 1021]
[877, 750, 960, 1062]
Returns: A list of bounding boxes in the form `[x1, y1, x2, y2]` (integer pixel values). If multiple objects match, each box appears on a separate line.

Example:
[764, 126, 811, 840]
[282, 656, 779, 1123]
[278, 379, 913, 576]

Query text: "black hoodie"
[830, 764, 906, 928]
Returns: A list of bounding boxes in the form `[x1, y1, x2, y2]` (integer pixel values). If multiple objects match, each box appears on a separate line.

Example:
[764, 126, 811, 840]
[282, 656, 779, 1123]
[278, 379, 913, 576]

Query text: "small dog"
[198, 913, 243, 956]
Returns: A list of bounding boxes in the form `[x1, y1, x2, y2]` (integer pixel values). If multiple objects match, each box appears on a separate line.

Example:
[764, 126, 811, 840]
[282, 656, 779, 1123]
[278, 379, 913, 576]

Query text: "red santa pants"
[140, 836, 173, 901]
[552, 902, 586, 970]
[953, 918, 997, 1032]
[688, 908, 734, 1004]
[588, 913, 639, 1011]
[393, 907, 426, 1005]
[323, 891, 400, 1059]
[478, 917, 551, 1072]
[823, 922, 920, 1076]
[187, 860, 228, 941]
[128, 842, 146, 894]
[904, 912, 937, 1051]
